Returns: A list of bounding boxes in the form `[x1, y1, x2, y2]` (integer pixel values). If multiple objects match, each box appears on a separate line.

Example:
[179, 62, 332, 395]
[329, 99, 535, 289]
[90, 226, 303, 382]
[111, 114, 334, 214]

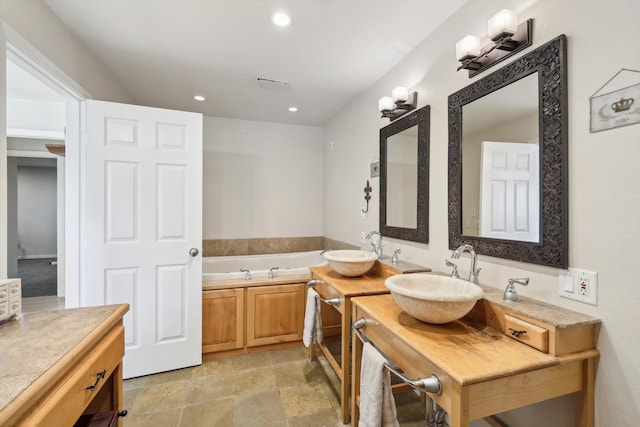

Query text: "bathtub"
[202, 250, 327, 283]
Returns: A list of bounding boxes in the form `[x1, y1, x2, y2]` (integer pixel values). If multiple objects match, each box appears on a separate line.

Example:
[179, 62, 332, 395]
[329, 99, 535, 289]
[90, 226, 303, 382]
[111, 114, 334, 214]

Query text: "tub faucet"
[268, 266, 279, 279]
[365, 230, 383, 258]
[451, 244, 481, 284]
[240, 269, 251, 280]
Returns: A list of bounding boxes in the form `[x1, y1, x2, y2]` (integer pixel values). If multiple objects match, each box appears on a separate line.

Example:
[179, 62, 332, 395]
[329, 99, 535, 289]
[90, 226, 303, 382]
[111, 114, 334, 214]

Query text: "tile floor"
[123, 347, 427, 427]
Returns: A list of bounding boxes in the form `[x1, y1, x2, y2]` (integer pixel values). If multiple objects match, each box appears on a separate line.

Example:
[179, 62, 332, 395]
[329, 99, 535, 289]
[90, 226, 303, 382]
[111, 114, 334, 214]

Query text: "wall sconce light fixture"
[378, 87, 417, 120]
[456, 9, 533, 78]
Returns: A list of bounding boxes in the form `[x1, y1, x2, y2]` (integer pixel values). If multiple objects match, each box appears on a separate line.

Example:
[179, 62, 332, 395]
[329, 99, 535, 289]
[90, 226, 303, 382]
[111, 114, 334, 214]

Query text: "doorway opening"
[5, 40, 83, 311]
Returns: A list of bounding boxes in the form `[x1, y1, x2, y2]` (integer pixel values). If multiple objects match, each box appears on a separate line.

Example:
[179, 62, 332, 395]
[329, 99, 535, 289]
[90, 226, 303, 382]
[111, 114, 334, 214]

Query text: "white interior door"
[480, 141, 539, 242]
[82, 100, 202, 379]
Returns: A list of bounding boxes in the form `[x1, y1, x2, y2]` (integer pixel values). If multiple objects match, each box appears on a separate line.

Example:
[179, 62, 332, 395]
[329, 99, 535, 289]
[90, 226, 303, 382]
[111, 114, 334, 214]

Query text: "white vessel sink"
[323, 250, 378, 277]
[385, 274, 483, 324]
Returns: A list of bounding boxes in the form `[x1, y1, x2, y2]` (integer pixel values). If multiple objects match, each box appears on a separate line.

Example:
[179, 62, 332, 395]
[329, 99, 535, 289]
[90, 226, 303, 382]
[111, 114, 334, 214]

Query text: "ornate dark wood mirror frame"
[448, 35, 568, 268]
[380, 105, 430, 244]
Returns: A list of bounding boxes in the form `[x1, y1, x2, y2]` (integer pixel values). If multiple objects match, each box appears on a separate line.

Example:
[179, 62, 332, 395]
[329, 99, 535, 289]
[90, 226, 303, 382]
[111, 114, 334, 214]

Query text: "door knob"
[189, 248, 199, 257]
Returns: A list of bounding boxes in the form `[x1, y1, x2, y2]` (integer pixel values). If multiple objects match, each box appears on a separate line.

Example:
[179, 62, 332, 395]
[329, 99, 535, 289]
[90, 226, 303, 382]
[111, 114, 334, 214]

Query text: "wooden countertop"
[0, 304, 129, 424]
[310, 265, 390, 297]
[352, 294, 597, 386]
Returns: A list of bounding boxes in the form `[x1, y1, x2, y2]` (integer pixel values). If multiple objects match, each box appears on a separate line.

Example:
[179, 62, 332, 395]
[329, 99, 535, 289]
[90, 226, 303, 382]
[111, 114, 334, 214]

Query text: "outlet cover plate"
[559, 268, 598, 305]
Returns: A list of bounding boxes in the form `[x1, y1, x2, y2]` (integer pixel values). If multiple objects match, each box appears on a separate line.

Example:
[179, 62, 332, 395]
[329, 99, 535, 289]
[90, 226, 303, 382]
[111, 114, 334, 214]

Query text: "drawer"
[0, 299, 9, 320]
[504, 314, 549, 353]
[0, 283, 8, 302]
[9, 297, 21, 316]
[19, 325, 125, 427]
[9, 281, 21, 299]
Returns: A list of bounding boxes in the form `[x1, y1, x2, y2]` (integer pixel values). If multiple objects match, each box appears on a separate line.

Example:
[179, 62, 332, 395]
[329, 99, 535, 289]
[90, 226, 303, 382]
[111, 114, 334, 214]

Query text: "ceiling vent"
[256, 77, 289, 91]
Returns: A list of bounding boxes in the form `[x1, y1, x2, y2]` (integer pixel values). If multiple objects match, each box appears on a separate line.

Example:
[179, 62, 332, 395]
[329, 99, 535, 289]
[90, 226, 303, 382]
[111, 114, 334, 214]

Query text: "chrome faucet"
[451, 244, 481, 284]
[365, 230, 383, 258]
[240, 269, 251, 280]
[268, 266, 279, 279]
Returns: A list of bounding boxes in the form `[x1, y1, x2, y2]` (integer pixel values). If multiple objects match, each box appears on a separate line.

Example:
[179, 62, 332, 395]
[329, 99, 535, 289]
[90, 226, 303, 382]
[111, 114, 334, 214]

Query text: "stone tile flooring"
[123, 347, 426, 426]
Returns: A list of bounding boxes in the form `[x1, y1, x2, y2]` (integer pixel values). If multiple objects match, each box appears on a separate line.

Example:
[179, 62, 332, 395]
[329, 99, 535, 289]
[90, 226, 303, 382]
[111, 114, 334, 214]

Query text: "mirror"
[448, 35, 568, 268]
[380, 105, 429, 244]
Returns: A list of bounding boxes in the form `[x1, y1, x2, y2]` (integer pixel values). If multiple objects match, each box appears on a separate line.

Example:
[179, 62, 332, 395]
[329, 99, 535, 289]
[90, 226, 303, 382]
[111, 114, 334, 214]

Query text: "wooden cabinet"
[202, 282, 306, 357]
[0, 304, 128, 427]
[247, 283, 305, 347]
[202, 289, 245, 353]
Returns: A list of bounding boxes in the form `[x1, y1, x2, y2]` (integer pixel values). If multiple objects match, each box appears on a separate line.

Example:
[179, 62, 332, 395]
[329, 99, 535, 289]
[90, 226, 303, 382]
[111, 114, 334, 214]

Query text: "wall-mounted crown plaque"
[590, 68, 640, 133]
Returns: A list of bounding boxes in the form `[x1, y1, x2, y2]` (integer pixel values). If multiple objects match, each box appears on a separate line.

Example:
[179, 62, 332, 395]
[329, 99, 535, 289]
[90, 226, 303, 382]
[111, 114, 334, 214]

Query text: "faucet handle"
[392, 249, 401, 264]
[445, 259, 459, 278]
[503, 277, 529, 301]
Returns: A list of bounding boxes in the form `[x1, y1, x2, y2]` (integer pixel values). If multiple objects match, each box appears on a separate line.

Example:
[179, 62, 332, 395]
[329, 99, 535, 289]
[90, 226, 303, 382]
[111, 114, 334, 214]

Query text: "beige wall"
[324, 0, 640, 425]
[203, 116, 324, 240]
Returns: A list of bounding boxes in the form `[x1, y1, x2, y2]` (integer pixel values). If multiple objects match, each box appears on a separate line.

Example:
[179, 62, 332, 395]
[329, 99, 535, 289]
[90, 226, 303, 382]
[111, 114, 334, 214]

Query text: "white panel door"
[479, 141, 539, 242]
[83, 100, 202, 379]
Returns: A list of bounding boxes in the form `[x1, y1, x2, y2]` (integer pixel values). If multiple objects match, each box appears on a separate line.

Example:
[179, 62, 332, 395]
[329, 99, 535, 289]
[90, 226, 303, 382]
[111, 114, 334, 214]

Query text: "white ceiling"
[43, 0, 467, 126]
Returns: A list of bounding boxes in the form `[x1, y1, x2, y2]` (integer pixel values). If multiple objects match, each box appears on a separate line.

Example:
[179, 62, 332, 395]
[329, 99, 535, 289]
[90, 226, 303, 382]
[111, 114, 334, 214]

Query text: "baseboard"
[18, 254, 57, 260]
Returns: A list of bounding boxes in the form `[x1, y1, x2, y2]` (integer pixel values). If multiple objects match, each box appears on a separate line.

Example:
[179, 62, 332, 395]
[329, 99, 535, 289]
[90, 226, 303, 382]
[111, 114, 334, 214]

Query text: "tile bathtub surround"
[203, 237, 325, 257]
[202, 237, 359, 257]
[123, 347, 427, 426]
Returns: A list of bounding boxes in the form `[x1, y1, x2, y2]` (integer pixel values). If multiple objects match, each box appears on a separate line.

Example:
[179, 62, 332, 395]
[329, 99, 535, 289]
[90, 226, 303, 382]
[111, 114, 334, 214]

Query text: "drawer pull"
[509, 328, 527, 338]
[85, 369, 107, 391]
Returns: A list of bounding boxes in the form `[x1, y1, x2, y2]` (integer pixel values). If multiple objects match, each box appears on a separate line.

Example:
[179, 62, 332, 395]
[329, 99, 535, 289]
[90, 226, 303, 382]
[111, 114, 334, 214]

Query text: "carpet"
[18, 258, 57, 297]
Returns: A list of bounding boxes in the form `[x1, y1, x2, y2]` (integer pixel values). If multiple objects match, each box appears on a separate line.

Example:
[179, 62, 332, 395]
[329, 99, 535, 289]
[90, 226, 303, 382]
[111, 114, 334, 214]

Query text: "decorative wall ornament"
[361, 180, 373, 214]
[589, 68, 640, 133]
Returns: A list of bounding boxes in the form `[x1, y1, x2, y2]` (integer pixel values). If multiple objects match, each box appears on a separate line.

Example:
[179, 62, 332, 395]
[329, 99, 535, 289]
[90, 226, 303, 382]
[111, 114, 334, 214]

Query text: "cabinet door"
[246, 283, 305, 347]
[202, 289, 244, 353]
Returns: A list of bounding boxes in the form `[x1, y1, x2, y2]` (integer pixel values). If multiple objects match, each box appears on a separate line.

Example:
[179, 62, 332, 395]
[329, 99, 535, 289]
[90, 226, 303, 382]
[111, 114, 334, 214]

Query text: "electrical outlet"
[559, 268, 598, 305]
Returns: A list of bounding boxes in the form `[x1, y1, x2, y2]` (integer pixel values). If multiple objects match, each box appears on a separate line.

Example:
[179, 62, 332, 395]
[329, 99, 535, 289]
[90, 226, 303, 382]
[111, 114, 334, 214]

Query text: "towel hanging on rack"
[303, 288, 323, 347]
[359, 342, 399, 427]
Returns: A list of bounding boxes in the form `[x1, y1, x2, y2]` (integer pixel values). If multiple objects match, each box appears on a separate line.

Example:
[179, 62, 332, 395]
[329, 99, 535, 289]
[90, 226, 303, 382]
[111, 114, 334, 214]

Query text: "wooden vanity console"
[0, 304, 129, 427]
[351, 293, 600, 427]
[309, 260, 430, 424]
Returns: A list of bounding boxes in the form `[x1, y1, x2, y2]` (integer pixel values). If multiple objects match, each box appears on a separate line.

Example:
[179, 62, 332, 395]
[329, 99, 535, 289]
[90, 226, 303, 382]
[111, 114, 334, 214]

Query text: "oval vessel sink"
[385, 274, 483, 324]
[323, 250, 378, 277]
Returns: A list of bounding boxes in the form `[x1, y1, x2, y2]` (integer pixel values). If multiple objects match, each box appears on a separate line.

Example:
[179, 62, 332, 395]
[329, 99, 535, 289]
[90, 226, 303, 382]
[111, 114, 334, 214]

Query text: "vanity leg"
[448, 386, 471, 427]
[114, 361, 124, 427]
[575, 357, 596, 427]
[340, 298, 353, 425]
[309, 342, 317, 361]
[351, 304, 363, 427]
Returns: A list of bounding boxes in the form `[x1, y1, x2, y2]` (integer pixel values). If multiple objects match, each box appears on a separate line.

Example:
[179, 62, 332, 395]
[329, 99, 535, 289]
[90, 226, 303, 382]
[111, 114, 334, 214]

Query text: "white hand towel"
[303, 288, 323, 347]
[358, 342, 399, 427]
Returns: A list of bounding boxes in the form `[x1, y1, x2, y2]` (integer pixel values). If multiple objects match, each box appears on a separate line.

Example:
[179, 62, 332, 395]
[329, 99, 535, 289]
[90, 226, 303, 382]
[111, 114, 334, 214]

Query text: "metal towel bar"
[316, 295, 340, 307]
[306, 279, 341, 307]
[352, 317, 442, 395]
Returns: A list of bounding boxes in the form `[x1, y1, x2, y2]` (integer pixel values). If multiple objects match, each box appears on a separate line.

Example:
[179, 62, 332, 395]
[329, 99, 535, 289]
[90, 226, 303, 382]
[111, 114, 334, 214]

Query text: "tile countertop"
[477, 284, 600, 328]
[0, 304, 129, 415]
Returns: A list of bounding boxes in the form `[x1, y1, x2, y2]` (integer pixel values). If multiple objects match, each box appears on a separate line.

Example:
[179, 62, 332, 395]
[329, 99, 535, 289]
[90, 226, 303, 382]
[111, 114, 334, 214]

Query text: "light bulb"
[488, 9, 517, 40]
[392, 87, 409, 104]
[456, 35, 481, 61]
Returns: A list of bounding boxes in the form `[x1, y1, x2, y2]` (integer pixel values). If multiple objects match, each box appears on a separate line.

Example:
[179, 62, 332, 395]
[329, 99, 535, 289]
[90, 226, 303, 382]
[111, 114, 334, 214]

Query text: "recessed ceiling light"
[288, 107, 298, 112]
[272, 12, 292, 27]
[193, 95, 206, 101]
